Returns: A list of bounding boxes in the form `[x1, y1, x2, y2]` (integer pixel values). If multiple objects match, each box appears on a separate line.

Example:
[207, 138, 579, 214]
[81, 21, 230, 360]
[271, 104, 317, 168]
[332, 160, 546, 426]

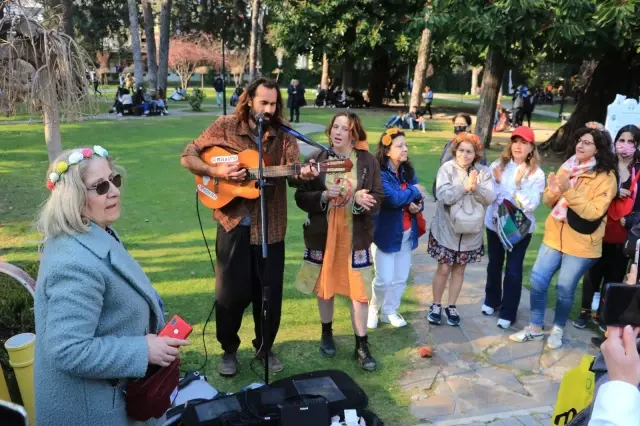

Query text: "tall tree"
[429, 0, 553, 148]
[157, 0, 172, 93]
[127, 0, 145, 86]
[408, 6, 433, 113]
[321, 52, 330, 89]
[142, 0, 158, 90]
[470, 66, 481, 95]
[45, 0, 74, 37]
[248, 0, 262, 81]
[267, 0, 424, 106]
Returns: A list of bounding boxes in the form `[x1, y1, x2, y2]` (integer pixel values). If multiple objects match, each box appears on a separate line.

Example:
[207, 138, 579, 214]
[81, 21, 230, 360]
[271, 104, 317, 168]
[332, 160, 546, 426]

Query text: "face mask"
[616, 142, 636, 158]
[454, 126, 467, 134]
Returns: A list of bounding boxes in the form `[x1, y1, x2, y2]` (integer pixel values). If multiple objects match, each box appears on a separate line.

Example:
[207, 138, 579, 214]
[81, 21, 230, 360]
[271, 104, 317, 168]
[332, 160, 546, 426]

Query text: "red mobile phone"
[158, 315, 193, 340]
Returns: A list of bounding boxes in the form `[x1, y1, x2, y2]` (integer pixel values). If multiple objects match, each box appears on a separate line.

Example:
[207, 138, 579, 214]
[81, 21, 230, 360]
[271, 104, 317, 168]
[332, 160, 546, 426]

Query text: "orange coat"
[542, 170, 617, 258]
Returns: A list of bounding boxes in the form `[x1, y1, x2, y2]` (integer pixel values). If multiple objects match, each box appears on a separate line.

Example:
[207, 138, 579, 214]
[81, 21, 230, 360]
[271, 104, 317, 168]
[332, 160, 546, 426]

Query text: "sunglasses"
[88, 174, 121, 195]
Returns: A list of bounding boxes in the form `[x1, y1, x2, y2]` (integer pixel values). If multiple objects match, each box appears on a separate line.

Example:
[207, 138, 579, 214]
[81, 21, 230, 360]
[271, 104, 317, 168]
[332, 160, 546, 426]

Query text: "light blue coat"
[34, 223, 165, 426]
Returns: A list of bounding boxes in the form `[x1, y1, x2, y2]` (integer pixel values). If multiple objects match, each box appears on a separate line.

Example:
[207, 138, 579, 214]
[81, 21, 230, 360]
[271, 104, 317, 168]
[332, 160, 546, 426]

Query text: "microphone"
[255, 112, 270, 125]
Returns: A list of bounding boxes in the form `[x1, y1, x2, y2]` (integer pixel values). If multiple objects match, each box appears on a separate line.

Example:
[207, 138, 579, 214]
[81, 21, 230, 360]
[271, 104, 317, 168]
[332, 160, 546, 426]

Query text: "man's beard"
[249, 108, 273, 127]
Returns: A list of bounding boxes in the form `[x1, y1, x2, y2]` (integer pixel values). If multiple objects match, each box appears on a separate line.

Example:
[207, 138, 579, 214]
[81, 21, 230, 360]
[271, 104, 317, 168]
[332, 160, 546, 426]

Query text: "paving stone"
[447, 377, 536, 415]
[488, 341, 545, 372]
[496, 419, 526, 426]
[410, 395, 456, 419]
[431, 323, 475, 355]
[475, 367, 529, 395]
[514, 415, 542, 426]
[398, 366, 440, 392]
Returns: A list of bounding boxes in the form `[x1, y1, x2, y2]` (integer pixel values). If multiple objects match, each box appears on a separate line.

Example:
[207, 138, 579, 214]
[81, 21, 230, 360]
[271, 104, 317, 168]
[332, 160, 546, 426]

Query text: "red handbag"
[603, 169, 640, 244]
[417, 212, 427, 237]
[124, 358, 180, 421]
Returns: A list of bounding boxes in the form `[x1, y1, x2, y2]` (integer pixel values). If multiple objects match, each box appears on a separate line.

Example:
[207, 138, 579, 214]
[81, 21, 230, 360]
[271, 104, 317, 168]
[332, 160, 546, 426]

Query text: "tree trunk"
[60, 0, 73, 36]
[475, 47, 505, 149]
[368, 51, 389, 107]
[321, 52, 330, 89]
[341, 57, 354, 91]
[39, 69, 62, 161]
[142, 0, 158, 90]
[127, 0, 145, 87]
[471, 66, 481, 95]
[248, 0, 262, 81]
[409, 27, 432, 113]
[541, 51, 634, 153]
[157, 0, 172, 92]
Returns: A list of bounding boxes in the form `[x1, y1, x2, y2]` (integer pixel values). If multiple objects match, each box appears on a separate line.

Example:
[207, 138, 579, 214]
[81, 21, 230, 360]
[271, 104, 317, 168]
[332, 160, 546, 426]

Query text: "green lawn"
[0, 105, 578, 424]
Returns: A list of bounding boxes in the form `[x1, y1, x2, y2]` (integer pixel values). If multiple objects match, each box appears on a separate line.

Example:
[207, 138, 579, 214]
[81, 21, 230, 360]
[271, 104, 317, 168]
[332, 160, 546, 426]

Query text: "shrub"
[187, 88, 206, 112]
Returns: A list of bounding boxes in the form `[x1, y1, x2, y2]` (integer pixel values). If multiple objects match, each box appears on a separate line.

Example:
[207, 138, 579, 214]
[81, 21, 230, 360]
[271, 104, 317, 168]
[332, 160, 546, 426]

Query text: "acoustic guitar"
[195, 147, 353, 209]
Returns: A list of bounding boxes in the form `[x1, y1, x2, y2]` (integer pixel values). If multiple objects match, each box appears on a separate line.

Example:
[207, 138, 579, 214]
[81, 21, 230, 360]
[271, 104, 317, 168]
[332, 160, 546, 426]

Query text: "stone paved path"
[405, 201, 597, 426]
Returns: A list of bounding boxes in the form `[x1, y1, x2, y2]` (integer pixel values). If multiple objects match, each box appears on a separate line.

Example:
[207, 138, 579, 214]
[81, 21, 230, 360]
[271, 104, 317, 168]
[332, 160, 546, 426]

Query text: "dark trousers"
[581, 242, 628, 314]
[425, 102, 433, 118]
[484, 229, 532, 322]
[289, 106, 300, 122]
[215, 224, 285, 354]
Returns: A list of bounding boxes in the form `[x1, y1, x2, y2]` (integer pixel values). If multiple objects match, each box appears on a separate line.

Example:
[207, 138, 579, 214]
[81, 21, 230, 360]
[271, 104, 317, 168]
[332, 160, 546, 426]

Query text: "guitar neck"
[246, 164, 305, 179]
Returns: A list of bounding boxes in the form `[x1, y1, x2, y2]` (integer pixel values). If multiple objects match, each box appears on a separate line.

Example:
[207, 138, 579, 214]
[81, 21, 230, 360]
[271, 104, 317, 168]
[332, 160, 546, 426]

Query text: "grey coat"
[34, 223, 165, 426]
[430, 160, 495, 252]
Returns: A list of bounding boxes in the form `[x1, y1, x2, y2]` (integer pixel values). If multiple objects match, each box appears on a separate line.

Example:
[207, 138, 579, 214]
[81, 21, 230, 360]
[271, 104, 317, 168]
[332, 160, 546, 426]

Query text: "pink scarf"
[551, 155, 596, 221]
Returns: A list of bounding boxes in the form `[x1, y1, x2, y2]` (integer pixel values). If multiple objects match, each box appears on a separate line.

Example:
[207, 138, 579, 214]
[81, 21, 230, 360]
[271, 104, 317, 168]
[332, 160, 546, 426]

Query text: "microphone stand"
[255, 116, 271, 386]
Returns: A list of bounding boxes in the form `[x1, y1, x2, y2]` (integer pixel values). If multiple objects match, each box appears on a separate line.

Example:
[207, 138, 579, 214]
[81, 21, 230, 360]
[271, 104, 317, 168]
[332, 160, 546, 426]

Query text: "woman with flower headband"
[510, 123, 617, 350]
[34, 147, 188, 425]
[368, 128, 426, 329]
[427, 132, 495, 327]
[295, 112, 384, 371]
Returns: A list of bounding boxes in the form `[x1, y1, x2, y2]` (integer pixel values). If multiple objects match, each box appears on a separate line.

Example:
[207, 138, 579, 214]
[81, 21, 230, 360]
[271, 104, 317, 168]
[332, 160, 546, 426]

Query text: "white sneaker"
[481, 304, 495, 315]
[381, 313, 407, 328]
[547, 326, 564, 349]
[497, 318, 511, 329]
[509, 325, 544, 343]
[367, 310, 379, 329]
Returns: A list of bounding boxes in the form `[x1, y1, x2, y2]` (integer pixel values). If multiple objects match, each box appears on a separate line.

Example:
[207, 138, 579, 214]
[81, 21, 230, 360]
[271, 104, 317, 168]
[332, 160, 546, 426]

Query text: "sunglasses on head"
[88, 174, 121, 195]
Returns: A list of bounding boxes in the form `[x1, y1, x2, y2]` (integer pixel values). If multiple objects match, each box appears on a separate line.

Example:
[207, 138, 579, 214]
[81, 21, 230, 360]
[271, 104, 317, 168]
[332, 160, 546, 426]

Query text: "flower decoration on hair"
[454, 131, 481, 146]
[585, 121, 605, 131]
[45, 145, 109, 191]
[381, 127, 403, 146]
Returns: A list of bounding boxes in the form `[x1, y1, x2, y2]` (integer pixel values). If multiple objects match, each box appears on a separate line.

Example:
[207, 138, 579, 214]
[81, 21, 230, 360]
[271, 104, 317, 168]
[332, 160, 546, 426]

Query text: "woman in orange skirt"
[295, 112, 384, 371]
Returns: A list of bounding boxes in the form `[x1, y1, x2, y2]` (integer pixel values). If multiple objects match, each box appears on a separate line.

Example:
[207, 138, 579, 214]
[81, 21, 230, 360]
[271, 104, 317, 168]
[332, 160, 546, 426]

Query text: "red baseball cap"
[511, 126, 535, 143]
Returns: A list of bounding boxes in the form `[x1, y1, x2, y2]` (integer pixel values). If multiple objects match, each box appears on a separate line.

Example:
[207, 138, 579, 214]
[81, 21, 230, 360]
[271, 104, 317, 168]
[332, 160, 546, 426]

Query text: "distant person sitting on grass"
[385, 110, 407, 128]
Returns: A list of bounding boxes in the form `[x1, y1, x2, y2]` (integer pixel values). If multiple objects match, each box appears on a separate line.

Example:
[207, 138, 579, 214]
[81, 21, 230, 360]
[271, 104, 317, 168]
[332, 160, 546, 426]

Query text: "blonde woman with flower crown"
[34, 146, 188, 425]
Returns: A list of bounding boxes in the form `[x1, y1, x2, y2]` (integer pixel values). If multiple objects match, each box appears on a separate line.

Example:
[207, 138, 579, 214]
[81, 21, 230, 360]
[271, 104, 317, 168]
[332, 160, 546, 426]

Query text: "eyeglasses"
[577, 139, 595, 147]
[88, 174, 121, 195]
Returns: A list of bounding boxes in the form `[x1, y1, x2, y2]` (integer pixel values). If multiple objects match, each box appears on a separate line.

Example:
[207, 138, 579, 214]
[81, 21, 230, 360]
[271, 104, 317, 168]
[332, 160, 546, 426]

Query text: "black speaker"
[278, 395, 329, 426]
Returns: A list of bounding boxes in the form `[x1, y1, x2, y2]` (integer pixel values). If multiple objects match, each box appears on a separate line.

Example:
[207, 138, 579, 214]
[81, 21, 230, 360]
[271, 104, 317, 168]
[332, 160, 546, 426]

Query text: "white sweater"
[589, 381, 640, 426]
[484, 159, 546, 234]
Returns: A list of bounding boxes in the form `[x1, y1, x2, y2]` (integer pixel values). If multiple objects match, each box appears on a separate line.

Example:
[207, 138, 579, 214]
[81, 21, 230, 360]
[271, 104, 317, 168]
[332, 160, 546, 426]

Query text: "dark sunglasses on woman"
[88, 174, 122, 195]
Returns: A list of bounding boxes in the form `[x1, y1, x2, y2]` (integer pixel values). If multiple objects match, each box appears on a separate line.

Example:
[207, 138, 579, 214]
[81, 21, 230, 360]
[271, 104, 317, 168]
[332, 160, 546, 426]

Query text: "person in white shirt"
[589, 324, 640, 426]
[482, 126, 545, 329]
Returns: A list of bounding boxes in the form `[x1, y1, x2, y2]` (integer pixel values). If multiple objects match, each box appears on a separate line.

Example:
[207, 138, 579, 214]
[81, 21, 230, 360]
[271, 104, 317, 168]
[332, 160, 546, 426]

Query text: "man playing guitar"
[181, 77, 317, 377]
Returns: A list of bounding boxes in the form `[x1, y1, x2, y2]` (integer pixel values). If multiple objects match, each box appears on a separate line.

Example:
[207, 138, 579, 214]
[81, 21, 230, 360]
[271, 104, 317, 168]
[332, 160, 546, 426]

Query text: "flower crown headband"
[453, 131, 481, 147]
[46, 145, 109, 190]
[381, 127, 404, 146]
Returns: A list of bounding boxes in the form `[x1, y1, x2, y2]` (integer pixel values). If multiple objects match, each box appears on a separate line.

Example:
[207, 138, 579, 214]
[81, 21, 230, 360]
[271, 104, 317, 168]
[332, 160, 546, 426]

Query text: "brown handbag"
[124, 358, 181, 421]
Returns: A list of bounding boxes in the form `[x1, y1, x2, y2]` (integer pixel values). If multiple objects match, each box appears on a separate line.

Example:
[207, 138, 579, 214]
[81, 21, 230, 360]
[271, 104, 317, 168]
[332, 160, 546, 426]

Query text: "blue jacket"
[34, 223, 165, 426]
[373, 162, 424, 253]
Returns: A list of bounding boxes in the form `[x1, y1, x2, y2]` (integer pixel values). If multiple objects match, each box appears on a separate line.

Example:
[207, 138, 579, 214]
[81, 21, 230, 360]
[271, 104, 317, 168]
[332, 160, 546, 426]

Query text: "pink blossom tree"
[168, 33, 221, 89]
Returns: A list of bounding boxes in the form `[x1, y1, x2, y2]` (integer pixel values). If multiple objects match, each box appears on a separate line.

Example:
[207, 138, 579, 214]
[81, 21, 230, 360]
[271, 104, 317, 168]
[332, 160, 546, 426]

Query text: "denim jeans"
[216, 91, 223, 106]
[529, 243, 597, 328]
[484, 229, 532, 322]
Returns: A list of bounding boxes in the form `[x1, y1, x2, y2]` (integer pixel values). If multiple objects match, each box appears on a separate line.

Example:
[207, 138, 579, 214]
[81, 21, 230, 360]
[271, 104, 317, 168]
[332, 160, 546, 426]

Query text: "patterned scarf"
[551, 155, 596, 221]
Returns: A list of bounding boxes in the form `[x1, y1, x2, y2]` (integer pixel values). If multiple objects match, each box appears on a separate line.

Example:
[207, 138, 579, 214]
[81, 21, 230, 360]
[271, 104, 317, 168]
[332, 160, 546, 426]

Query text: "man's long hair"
[234, 77, 284, 129]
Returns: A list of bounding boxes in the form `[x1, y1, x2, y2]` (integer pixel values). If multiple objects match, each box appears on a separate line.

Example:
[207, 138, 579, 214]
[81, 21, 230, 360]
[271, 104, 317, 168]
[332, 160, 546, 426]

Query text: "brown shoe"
[218, 352, 238, 377]
[257, 350, 284, 373]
